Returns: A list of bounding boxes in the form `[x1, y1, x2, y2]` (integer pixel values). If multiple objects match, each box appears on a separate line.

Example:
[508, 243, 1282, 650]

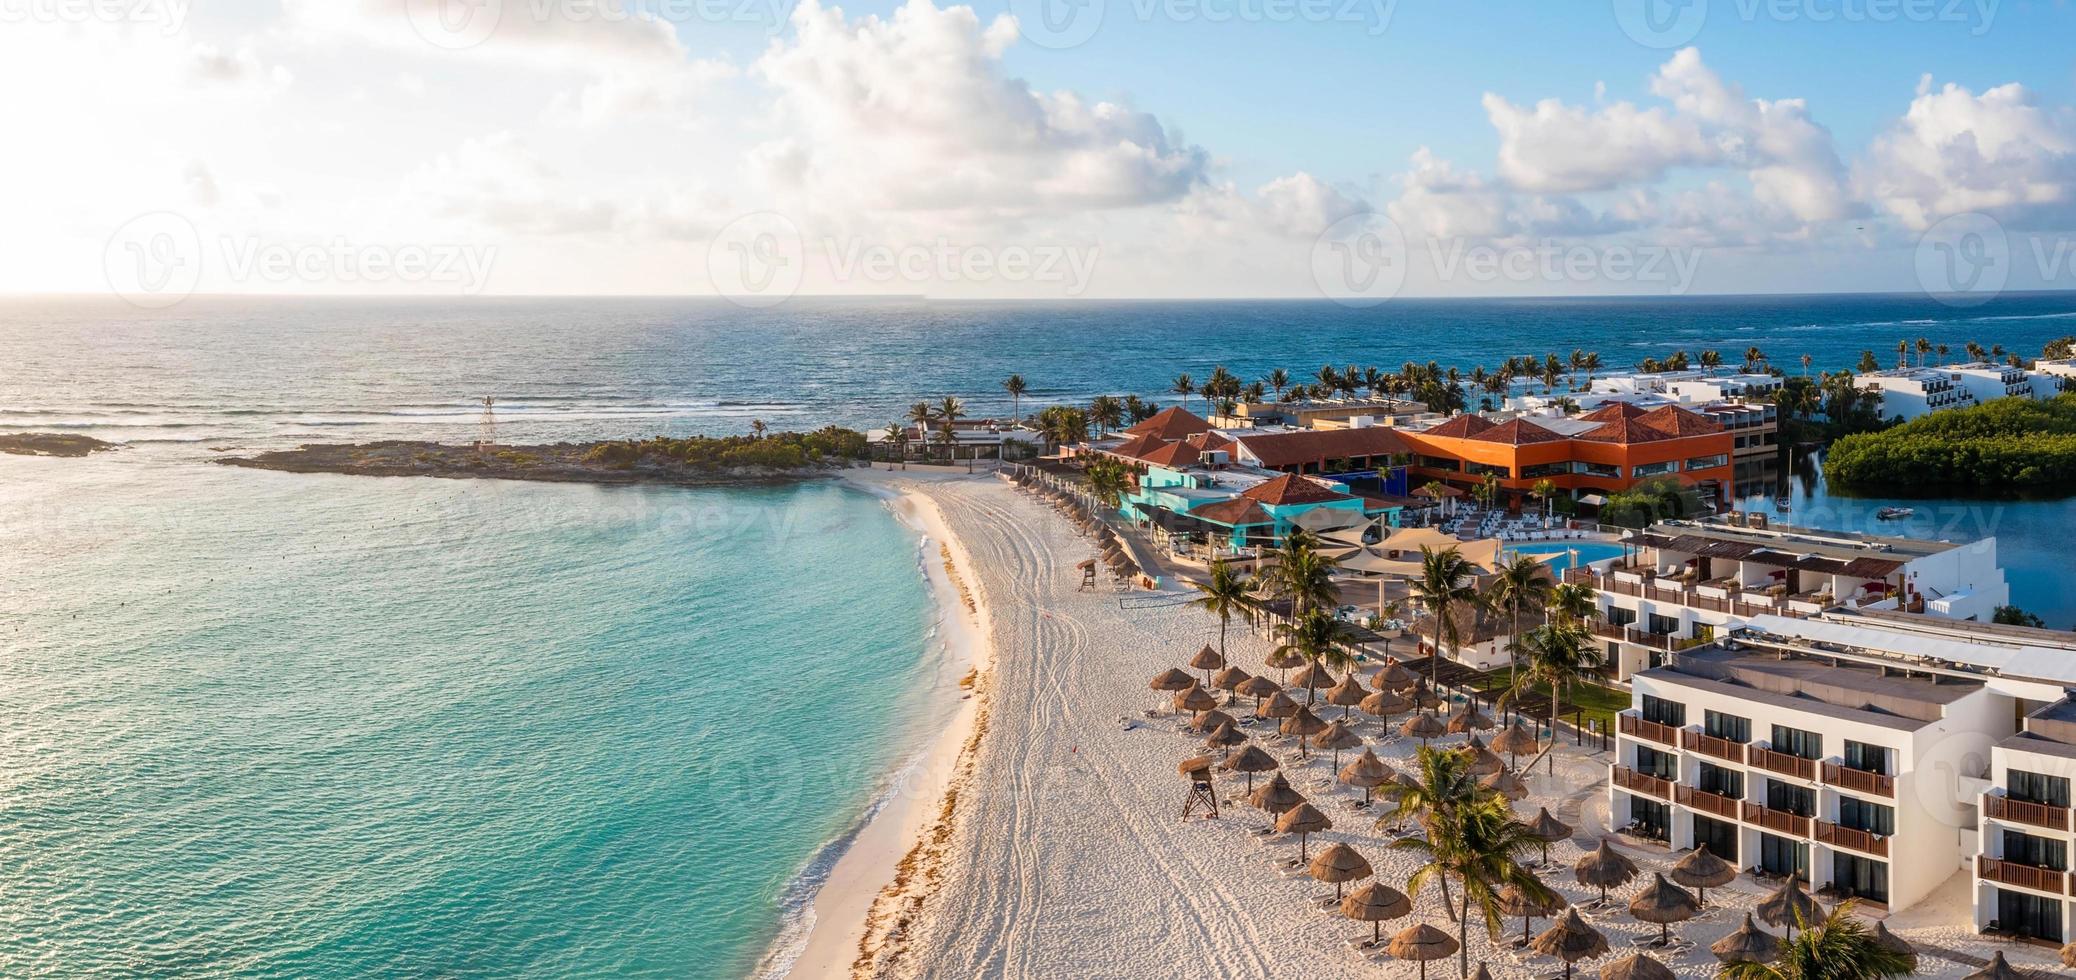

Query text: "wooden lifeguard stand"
[1179, 756, 1219, 820]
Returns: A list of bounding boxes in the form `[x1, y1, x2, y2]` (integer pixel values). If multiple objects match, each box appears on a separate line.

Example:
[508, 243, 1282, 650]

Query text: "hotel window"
[1841, 740, 1889, 776]
[1771, 725, 1822, 760]
[1631, 460, 1678, 478]
[1465, 462, 1512, 478]
[1838, 797, 1893, 836]
[1703, 710, 1750, 743]
[1640, 694, 1686, 728]
[1607, 607, 1637, 628]
[1636, 745, 1678, 780]
[1759, 833, 1808, 880]
[1997, 889, 2064, 942]
[1693, 815, 1738, 864]
[1766, 780, 1815, 817]
[2003, 830, 2068, 871]
[1415, 455, 1460, 471]
[1574, 461, 1620, 478]
[1832, 853, 1888, 904]
[1697, 761, 1743, 799]
[1631, 798, 1670, 840]
[2009, 770, 2072, 807]
[1646, 613, 1679, 636]
[1684, 454, 1728, 470]
[1521, 461, 1570, 479]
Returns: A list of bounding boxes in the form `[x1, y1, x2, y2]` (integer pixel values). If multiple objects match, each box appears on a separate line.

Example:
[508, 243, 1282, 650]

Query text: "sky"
[4, 0, 2076, 302]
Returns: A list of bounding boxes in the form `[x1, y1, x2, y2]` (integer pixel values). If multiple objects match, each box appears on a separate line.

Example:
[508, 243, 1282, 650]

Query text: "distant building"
[1398, 402, 1737, 507]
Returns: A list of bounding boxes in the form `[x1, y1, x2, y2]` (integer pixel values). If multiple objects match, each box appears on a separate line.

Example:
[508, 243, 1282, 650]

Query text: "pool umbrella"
[1212, 665, 1252, 694]
[1307, 841, 1372, 902]
[1341, 880, 1411, 947]
[1205, 720, 1247, 757]
[1400, 710, 1445, 745]
[1575, 839, 1639, 904]
[1221, 745, 1279, 793]
[1174, 684, 1219, 714]
[1447, 703, 1494, 734]
[1236, 675, 1281, 712]
[1339, 748, 1393, 804]
[1530, 908, 1608, 980]
[1526, 806, 1573, 865]
[1257, 690, 1300, 724]
[1325, 674, 1368, 719]
[1360, 689, 1413, 720]
[1480, 767, 1528, 801]
[1461, 734, 1505, 776]
[1290, 662, 1336, 704]
[1275, 800, 1332, 861]
[1189, 644, 1225, 684]
[1711, 913, 1779, 965]
[1966, 952, 2030, 980]
[1493, 721, 1540, 766]
[1499, 882, 1566, 944]
[1266, 646, 1305, 681]
[1756, 877, 1819, 940]
[1312, 719, 1362, 769]
[1670, 846, 1737, 906]
[1189, 708, 1236, 734]
[1627, 873, 1698, 947]
[1249, 772, 1305, 817]
[1281, 705, 1329, 757]
[1373, 661, 1416, 692]
[1387, 923, 1459, 980]
[1869, 921, 1914, 970]
[1599, 952, 1675, 980]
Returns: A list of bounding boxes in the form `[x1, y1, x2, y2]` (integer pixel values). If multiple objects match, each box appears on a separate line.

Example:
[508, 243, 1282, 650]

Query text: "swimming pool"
[1504, 541, 1625, 575]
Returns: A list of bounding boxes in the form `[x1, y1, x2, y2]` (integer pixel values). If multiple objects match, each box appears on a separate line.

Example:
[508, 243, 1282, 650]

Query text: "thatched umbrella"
[1266, 646, 1305, 681]
[1447, 703, 1494, 734]
[1531, 908, 1609, 979]
[1325, 674, 1368, 719]
[1410, 682, 1443, 710]
[1360, 688, 1413, 720]
[1481, 767, 1528, 801]
[1493, 720, 1540, 767]
[1205, 719, 1247, 757]
[1867, 922, 1913, 971]
[1387, 923, 1459, 980]
[1756, 877, 1819, 940]
[1212, 665, 1252, 694]
[1627, 873, 1699, 946]
[1526, 806, 1573, 865]
[1249, 771, 1305, 816]
[1575, 839, 1639, 904]
[1339, 747, 1394, 804]
[1711, 913, 1779, 965]
[1189, 644, 1225, 685]
[2061, 940, 2076, 970]
[1257, 690, 1300, 725]
[1174, 684, 1219, 714]
[1150, 668, 1195, 711]
[1400, 710, 1446, 745]
[1312, 719, 1363, 770]
[1670, 846, 1737, 906]
[1281, 704, 1329, 757]
[1236, 674, 1281, 712]
[1470, 965, 1494, 980]
[1461, 734, 1505, 776]
[1189, 708, 1236, 734]
[1275, 800, 1332, 861]
[1600, 952, 1675, 980]
[1307, 841, 1372, 901]
[1221, 745, 1279, 793]
[1499, 882, 1567, 944]
[1341, 880, 1411, 946]
[1290, 662, 1336, 704]
[1966, 952, 2032, 980]
[1373, 661, 1417, 692]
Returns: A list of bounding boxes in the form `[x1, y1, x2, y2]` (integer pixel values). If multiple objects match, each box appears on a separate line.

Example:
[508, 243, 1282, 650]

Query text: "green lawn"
[1478, 667, 1630, 735]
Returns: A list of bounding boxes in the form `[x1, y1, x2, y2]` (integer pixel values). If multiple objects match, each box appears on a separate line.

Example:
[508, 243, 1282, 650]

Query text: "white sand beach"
[805, 471, 2064, 979]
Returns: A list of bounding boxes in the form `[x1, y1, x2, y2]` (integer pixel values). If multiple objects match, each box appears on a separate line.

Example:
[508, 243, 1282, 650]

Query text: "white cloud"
[1856, 77, 2076, 230]
[1386, 149, 1622, 242]
[1174, 172, 1367, 240]
[286, 0, 687, 68]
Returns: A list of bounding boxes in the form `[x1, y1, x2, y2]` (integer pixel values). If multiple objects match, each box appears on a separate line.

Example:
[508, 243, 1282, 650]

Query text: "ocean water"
[0, 454, 941, 977]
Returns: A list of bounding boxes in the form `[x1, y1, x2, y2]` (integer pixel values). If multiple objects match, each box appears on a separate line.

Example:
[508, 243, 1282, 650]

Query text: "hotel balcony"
[1983, 794, 2073, 833]
[1674, 785, 1741, 821]
[1741, 801, 1813, 837]
[1682, 730, 1747, 765]
[1821, 762, 1896, 799]
[1977, 855, 2072, 896]
[1617, 713, 1680, 748]
[1748, 746, 1817, 782]
[1612, 765, 1673, 801]
[1815, 821, 1889, 858]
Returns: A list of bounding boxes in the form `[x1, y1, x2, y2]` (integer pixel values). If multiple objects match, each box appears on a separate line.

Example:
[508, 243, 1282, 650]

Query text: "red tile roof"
[1136, 440, 1202, 468]
[1638, 405, 1725, 437]
[1240, 473, 1355, 507]
[1104, 433, 1168, 459]
[1467, 418, 1566, 445]
[1579, 402, 1651, 422]
[1186, 430, 1235, 450]
[1123, 406, 1214, 441]
[1190, 498, 1275, 526]
[1576, 418, 1673, 444]
[1229, 427, 1409, 469]
[1420, 414, 1497, 438]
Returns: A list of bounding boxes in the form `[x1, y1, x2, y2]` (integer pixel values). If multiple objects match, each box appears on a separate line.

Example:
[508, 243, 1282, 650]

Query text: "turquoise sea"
[0, 453, 940, 977]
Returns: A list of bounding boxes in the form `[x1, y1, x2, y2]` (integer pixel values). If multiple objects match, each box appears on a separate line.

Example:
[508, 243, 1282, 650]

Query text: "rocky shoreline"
[213, 440, 848, 487]
[0, 433, 121, 457]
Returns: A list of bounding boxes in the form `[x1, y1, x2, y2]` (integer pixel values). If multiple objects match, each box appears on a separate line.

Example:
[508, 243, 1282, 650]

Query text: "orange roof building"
[1400, 406, 1734, 504]
[1122, 406, 1215, 441]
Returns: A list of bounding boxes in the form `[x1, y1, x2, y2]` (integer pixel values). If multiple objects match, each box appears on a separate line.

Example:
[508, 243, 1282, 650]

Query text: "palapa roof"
[1387, 923, 1459, 962]
[1871, 921, 1914, 967]
[1493, 722, 1541, 756]
[1189, 709, 1236, 733]
[1307, 841, 1372, 883]
[1221, 744, 1279, 773]
[1313, 720, 1362, 750]
[1671, 846, 1738, 889]
[1212, 665, 1252, 690]
[1400, 711, 1446, 738]
[1275, 800, 1332, 835]
[1236, 675, 1282, 698]
[1575, 839, 1640, 888]
[1373, 661, 1417, 691]
[1754, 877, 1818, 929]
[1965, 952, 2032, 980]
[1257, 690, 1300, 719]
[1174, 685, 1219, 712]
[1325, 675, 1368, 706]
[1498, 882, 1565, 917]
[1281, 705, 1329, 737]
[1290, 662, 1337, 690]
[1448, 705, 1495, 733]
[1122, 406, 1214, 441]
[1249, 772, 1305, 813]
[1481, 767, 1528, 799]
[1339, 748, 1393, 787]
[1600, 952, 1676, 980]
[1341, 881, 1411, 922]
[1266, 647, 1307, 669]
[1628, 873, 1700, 924]
[1150, 667, 1196, 691]
[1526, 806, 1573, 843]
[1360, 689, 1413, 717]
[1240, 473, 1355, 507]
[1205, 720, 1247, 748]
[1711, 913, 1779, 964]
[1530, 908, 1608, 963]
[1461, 736, 1505, 776]
[1188, 644, 1226, 670]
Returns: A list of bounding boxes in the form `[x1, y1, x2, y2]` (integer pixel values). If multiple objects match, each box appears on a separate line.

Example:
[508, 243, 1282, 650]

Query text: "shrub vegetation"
[1823, 394, 2076, 496]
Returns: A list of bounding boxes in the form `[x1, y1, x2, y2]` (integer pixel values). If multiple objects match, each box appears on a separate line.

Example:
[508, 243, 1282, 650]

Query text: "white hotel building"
[1609, 610, 2076, 938]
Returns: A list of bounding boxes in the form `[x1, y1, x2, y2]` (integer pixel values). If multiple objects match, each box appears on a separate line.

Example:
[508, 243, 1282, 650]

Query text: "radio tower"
[477, 396, 497, 451]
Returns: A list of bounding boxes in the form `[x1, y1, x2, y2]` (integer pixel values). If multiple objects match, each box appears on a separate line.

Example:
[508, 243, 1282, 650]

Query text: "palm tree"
[1261, 529, 1342, 623]
[1084, 457, 1132, 508]
[1484, 555, 1552, 669]
[1800, 353, 1813, 376]
[1529, 478, 1559, 524]
[1377, 743, 1486, 837]
[1265, 368, 1290, 402]
[909, 401, 937, 461]
[1745, 346, 1766, 373]
[1411, 546, 1481, 685]
[750, 418, 767, 439]
[1700, 349, 1723, 375]
[1171, 373, 1196, 412]
[1089, 395, 1124, 438]
[937, 396, 966, 466]
[1545, 581, 1598, 627]
[885, 420, 909, 469]
[1894, 339, 1909, 369]
[1275, 609, 1348, 703]
[1720, 900, 1913, 980]
[1002, 374, 1028, 423]
[1501, 623, 1601, 742]
[1191, 560, 1255, 659]
[1395, 792, 1557, 979]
